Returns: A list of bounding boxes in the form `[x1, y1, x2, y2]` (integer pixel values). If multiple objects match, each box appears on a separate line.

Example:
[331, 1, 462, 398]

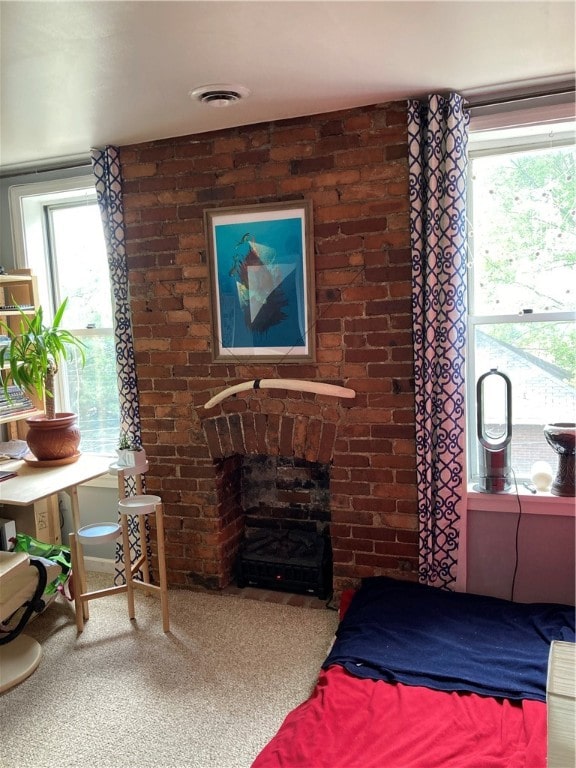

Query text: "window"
[467, 120, 576, 483]
[9, 176, 119, 453]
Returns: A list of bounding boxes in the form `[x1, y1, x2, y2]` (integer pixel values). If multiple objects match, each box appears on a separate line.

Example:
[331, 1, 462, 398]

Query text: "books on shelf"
[0, 386, 35, 417]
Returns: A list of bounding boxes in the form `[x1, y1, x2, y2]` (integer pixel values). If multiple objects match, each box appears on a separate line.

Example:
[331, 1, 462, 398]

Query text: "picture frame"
[204, 200, 315, 362]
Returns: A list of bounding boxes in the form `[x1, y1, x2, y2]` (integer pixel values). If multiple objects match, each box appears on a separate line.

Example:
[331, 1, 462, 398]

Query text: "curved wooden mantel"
[204, 379, 356, 410]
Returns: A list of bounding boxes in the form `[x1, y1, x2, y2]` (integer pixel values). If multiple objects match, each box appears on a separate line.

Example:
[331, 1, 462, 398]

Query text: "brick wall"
[119, 100, 418, 595]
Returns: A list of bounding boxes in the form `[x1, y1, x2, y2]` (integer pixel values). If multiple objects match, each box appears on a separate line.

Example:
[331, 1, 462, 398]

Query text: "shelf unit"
[0, 269, 43, 436]
[0, 269, 60, 544]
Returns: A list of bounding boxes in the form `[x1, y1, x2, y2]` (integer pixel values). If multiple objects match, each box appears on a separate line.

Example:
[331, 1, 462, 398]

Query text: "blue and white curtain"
[408, 94, 470, 589]
[90, 146, 141, 446]
[91, 146, 146, 582]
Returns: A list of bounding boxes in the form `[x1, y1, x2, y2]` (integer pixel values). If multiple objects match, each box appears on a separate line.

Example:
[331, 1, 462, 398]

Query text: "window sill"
[467, 485, 575, 517]
[79, 453, 118, 489]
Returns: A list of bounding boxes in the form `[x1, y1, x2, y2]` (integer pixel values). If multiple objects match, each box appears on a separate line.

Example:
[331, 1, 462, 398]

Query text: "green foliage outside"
[66, 335, 120, 452]
[471, 145, 576, 383]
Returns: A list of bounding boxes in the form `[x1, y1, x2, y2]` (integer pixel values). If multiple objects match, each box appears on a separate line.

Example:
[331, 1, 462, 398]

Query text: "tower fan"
[476, 369, 512, 493]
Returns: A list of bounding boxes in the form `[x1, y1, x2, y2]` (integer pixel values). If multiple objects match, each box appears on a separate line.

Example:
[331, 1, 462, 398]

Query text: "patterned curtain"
[408, 94, 470, 589]
[90, 146, 147, 582]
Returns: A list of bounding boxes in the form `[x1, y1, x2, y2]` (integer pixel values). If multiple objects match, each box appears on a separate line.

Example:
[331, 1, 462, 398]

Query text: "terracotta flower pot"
[25, 412, 81, 462]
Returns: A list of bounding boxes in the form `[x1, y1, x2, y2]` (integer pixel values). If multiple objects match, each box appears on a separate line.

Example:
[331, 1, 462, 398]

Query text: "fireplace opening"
[215, 453, 332, 597]
[236, 523, 332, 598]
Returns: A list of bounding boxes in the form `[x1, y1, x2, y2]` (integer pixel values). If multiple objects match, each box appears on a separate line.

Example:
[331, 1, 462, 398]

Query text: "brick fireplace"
[119, 99, 419, 596]
[202, 401, 341, 591]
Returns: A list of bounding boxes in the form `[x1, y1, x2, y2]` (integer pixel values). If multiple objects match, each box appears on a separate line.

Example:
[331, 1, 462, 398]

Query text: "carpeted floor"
[0, 574, 339, 768]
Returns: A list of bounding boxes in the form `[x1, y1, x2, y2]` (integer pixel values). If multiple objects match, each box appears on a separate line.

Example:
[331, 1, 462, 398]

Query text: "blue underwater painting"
[213, 214, 308, 354]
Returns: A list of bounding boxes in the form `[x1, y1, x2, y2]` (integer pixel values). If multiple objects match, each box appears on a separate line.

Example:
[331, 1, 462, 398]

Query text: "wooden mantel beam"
[204, 379, 356, 410]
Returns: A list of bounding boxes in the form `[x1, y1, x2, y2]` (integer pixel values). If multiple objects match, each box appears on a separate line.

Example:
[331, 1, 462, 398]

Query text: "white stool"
[118, 494, 169, 633]
[69, 522, 126, 633]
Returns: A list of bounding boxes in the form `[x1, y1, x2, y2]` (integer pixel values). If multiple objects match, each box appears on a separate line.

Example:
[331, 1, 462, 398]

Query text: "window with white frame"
[9, 176, 119, 453]
[467, 118, 576, 484]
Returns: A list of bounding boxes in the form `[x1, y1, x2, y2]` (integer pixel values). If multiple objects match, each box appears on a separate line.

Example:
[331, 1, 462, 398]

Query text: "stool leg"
[68, 487, 90, 622]
[69, 533, 85, 633]
[155, 503, 170, 633]
[116, 470, 125, 500]
[120, 513, 136, 621]
[136, 514, 151, 587]
[71, 532, 90, 622]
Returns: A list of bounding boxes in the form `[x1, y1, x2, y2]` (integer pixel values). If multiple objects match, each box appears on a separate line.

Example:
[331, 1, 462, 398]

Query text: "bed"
[252, 576, 575, 768]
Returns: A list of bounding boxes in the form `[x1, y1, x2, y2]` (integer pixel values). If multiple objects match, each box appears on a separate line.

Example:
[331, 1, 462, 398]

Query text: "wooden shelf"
[0, 271, 38, 314]
[0, 409, 42, 427]
[0, 271, 58, 544]
[0, 308, 35, 316]
[0, 272, 35, 283]
[0, 269, 44, 431]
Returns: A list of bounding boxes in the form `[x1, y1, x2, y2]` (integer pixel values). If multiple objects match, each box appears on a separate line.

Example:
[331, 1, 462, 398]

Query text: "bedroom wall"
[118, 101, 419, 594]
[465, 498, 575, 605]
[1, 108, 571, 603]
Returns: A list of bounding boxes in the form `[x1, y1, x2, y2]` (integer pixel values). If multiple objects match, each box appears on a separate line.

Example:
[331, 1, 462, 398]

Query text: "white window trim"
[83, 465, 119, 490]
[467, 485, 576, 517]
[467, 90, 575, 134]
[466, 108, 575, 509]
[9, 175, 97, 269]
[9, 176, 99, 409]
[8, 176, 118, 473]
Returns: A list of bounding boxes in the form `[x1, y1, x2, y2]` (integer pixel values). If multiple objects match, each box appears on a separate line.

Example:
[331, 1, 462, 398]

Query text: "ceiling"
[1, 1, 574, 171]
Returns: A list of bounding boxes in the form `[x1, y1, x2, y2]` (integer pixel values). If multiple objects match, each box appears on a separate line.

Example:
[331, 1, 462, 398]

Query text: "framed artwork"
[204, 200, 315, 362]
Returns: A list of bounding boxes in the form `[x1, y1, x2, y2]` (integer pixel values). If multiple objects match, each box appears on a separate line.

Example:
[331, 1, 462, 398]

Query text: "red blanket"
[253, 665, 547, 768]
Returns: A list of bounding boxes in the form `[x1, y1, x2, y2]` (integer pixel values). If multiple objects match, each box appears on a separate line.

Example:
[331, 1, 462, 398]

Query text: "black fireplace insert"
[236, 527, 332, 599]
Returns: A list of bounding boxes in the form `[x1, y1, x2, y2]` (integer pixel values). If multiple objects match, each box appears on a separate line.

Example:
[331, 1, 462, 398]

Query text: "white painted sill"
[467, 486, 575, 517]
[80, 453, 118, 489]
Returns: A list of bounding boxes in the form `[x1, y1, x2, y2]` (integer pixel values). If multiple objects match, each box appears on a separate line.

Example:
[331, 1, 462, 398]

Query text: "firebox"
[236, 526, 332, 599]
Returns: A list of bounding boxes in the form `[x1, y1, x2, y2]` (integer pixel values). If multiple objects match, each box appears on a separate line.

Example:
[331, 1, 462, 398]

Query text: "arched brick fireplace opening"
[201, 403, 342, 592]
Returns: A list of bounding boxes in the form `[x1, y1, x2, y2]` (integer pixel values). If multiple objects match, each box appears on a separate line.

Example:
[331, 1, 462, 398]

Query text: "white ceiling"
[1, 1, 575, 171]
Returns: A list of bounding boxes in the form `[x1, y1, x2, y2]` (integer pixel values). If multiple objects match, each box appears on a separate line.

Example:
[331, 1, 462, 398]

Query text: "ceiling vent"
[189, 84, 250, 108]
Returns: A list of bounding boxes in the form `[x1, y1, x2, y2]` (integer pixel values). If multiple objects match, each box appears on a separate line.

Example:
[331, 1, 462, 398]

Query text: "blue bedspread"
[323, 577, 575, 702]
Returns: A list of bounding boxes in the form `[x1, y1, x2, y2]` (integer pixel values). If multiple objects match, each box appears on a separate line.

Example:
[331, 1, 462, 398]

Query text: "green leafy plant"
[0, 299, 86, 419]
[118, 433, 141, 451]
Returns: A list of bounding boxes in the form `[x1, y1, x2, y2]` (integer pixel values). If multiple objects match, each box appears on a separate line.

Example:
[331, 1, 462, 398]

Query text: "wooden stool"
[110, 460, 169, 631]
[69, 462, 169, 634]
[69, 522, 126, 633]
[118, 494, 170, 633]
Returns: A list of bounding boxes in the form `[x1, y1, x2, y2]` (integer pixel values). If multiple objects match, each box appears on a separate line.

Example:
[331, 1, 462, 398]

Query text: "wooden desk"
[0, 453, 113, 543]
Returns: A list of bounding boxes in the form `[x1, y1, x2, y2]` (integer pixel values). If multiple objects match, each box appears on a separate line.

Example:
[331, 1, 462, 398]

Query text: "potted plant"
[0, 299, 86, 463]
[116, 432, 147, 470]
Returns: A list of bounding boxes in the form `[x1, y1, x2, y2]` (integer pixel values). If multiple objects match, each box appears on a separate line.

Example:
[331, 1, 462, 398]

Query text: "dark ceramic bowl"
[544, 422, 576, 456]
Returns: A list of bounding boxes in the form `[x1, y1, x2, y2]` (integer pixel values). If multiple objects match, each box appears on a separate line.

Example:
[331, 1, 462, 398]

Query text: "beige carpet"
[0, 575, 339, 768]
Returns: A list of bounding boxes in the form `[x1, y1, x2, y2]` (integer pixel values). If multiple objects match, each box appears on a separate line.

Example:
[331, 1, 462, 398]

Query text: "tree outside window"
[468, 128, 576, 480]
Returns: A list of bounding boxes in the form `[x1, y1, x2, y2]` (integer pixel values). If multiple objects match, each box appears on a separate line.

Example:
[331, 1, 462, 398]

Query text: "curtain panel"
[408, 93, 470, 589]
[90, 146, 141, 446]
[91, 146, 147, 582]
